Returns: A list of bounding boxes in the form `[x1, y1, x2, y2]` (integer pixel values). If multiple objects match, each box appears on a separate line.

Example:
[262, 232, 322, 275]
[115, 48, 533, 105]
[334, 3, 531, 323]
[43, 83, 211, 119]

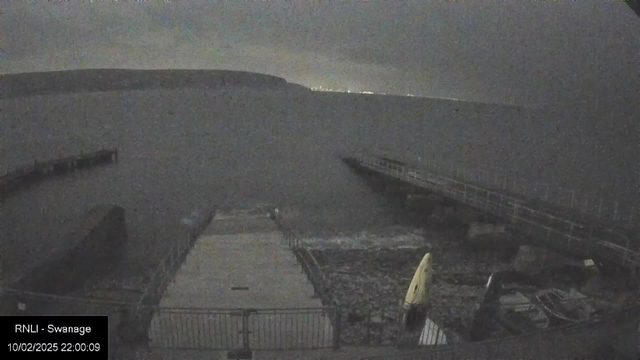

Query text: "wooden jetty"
[0, 148, 118, 199]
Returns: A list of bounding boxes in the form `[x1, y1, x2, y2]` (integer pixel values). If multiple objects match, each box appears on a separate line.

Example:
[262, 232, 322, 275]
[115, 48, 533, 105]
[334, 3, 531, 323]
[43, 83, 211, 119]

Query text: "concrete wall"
[1, 204, 127, 315]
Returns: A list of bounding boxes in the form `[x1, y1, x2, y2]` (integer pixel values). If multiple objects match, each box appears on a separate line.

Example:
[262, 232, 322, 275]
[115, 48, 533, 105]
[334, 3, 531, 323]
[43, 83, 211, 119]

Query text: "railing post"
[381, 305, 390, 345]
[332, 302, 342, 351]
[242, 309, 251, 352]
[365, 308, 372, 345]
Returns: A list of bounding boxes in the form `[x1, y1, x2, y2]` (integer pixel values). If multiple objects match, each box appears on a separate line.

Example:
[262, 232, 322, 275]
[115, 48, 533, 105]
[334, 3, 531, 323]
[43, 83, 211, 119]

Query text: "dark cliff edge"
[0, 69, 309, 99]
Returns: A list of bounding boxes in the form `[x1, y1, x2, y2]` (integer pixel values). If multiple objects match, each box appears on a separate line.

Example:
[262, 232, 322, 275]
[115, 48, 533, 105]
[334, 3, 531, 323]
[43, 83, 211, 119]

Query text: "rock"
[513, 245, 568, 273]
[581, 276, 618, 297]
[347, 312, 366, 324]
[467, 222, 506, 238]
[370, 315, 383, 324]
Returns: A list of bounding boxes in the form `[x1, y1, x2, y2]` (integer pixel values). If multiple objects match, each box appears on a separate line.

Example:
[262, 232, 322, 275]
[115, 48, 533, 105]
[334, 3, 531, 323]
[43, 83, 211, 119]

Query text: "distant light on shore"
[309, 86, 390, 96]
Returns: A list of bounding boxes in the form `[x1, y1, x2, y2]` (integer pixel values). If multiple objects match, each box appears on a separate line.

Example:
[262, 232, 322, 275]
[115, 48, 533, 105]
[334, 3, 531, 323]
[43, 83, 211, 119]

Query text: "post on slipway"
[613, 202, 619, 221]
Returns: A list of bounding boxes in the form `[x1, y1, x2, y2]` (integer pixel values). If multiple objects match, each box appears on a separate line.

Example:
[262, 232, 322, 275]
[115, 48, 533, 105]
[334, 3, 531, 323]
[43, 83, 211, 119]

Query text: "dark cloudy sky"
[2, 1, 639, 107]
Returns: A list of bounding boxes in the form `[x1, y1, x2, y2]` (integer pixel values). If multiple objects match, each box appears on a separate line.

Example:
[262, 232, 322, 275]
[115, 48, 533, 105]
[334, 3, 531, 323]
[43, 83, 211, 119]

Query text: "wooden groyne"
[0, 148, 118, 199]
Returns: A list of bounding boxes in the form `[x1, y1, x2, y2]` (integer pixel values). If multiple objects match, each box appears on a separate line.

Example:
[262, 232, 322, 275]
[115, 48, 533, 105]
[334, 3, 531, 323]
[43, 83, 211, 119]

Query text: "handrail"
[272, 213, 334, 306]
[362, 156, 632, 243]
[136, 208, 215, 310]
[354, 154, 640, 268]
[356, 149, 637, 229]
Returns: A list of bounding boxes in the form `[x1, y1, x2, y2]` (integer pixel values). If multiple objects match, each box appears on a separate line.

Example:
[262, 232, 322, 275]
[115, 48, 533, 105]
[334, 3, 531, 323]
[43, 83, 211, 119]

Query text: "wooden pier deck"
[0, 148, 118, 199]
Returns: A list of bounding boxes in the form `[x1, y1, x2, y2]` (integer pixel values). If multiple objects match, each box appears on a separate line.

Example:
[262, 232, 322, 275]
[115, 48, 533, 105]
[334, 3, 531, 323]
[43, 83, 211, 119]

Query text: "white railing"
[354, 153, 640, 268]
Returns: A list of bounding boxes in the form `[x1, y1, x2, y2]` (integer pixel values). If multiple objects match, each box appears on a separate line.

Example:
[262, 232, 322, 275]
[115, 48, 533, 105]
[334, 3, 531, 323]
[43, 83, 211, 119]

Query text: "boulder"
[427, 205, 457, 227]
[513, 246, 568, 273]
[467, 222, 506, 238]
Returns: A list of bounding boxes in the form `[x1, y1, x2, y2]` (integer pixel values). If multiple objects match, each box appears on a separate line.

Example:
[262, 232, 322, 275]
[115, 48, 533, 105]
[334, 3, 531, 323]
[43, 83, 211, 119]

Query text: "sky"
[1, 0, 639, 108]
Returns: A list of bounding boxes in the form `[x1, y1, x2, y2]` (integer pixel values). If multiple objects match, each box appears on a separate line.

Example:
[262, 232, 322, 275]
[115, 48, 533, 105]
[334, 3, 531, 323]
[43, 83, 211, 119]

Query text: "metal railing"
[273, 214, 332, 303]
[136, 231, 196, 309]
[354, 152, 640, 269]
[328, 303, 640, 360]
[136, 209, 214, 310]
[1, 278, 634, 356]
[142, 305, 338, 351]
[361, 150, 637, 229]
[271, 211, 343, 350]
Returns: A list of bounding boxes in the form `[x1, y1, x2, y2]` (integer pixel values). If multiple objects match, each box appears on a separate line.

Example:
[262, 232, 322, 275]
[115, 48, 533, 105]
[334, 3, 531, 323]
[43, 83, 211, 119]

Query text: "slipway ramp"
[146, 209, 333, 351]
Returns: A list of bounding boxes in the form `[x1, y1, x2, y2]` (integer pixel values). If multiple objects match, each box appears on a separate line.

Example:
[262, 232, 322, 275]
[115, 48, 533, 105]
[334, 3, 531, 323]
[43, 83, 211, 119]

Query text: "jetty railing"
[360, 150, 637, 229]
[353, 152, 640, 270]
[136, 208, 215, 310]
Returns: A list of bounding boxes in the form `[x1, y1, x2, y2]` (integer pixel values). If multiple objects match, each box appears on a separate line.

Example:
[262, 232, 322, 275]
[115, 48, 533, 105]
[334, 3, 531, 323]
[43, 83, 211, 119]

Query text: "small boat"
[534, 288, 594, 323]
[498, 291, 550, 334]
[401, 253, 434, 333]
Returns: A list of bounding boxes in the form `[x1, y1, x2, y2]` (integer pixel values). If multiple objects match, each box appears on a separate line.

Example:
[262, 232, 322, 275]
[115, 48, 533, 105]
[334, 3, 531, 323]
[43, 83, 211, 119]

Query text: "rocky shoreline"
[285, 196, 634, 347]
[305, 225, 517, 345]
